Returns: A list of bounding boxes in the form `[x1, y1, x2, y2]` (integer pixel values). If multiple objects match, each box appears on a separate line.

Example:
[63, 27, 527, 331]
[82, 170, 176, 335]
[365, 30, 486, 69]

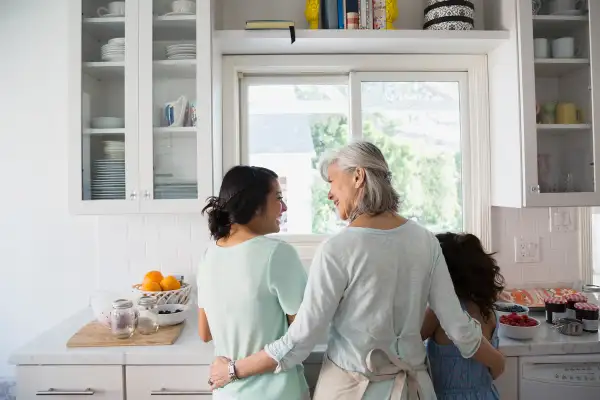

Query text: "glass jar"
[574, 302, 599, 333]
[137, 296, 159, 335]
[565, 293, 588, 319]
[582, 284, 600, 306]
[544, 296, 567, 324]
[110, 299, 137, 339]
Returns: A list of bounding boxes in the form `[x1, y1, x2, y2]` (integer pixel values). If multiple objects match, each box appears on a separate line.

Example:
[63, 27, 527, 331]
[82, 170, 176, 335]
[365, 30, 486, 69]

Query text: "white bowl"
[498, 317, 541, 340]
[156, 304, 189, 326]
[91, 117, 124, 129]
[494, 302, 529, 318]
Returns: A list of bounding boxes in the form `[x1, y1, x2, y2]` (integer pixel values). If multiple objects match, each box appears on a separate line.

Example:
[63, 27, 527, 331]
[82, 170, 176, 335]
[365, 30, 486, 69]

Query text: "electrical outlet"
[549, 207, 576, 232]
[514, 236, 541, 263]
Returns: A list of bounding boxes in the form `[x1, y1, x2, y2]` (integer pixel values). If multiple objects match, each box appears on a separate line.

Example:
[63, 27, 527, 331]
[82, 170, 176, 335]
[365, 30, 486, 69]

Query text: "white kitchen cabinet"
[488, 0, 600, 207]
[17, 365, 124, 399]
[126, 365, 212, 399]
[69, 0, 215, 215]
[495, 356, 518, 400]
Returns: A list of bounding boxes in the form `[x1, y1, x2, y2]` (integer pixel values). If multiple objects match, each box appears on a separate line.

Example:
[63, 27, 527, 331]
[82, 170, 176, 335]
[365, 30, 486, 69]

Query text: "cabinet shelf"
[83, 62, 124, 79]
[537, 124, 592, 131]
[532, 15, 589, 37]
[216, 29, 509, 55]
[534, 58, 589, 77]
[83, 128, 125, 135]
[83, 17, 125, 40]
[153, 60, 196, 79]
[153, 127, 197, 134]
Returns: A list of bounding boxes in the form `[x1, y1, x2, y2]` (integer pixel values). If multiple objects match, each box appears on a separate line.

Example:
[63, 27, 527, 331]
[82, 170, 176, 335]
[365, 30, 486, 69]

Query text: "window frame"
[222, 55, 492, 253]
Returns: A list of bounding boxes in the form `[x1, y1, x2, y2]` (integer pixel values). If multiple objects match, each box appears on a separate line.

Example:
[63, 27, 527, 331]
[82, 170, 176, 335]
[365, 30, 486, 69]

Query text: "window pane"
[361, 81, 463, 232]
[246, 83, 349, 234]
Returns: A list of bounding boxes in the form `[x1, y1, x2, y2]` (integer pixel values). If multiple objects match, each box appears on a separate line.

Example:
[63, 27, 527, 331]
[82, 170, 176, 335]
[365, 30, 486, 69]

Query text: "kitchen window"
[222, 55, 492, 254]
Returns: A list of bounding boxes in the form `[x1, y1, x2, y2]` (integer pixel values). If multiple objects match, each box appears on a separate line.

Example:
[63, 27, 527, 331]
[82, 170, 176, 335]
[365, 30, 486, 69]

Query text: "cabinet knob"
[144, 190, 152, 200]
[129, 191, 138, 200]
[530, 185, 540, 193]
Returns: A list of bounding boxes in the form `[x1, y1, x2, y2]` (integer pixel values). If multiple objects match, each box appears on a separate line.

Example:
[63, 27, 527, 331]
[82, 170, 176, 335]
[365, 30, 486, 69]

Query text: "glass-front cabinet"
[70, 0, 213, 214]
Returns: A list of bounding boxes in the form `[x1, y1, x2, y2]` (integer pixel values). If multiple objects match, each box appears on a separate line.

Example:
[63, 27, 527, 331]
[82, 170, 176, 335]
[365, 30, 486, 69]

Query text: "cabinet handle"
[129, 191, 138, 200]
[144, 190, 152, 200]
[36, 388, 95, 396]
[530, 185, 540, 193]
[151, 389, 212, 396]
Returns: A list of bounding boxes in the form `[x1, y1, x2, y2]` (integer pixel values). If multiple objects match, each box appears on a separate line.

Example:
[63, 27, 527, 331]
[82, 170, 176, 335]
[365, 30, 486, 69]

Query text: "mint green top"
[197, 237, 309, 400]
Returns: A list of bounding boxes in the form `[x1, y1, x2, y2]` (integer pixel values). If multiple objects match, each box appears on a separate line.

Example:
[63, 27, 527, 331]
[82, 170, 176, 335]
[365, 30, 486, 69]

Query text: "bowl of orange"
[132, 270, 192, 305]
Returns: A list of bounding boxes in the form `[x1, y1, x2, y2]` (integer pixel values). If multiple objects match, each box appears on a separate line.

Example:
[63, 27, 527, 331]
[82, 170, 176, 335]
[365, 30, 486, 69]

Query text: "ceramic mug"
[172, 0, 195, 13]
[534, 38, 549, 58]
[556, 102, 582, 124]
[542, 102, 557, 124]
[97, 1, 125, 17]
[552, 37, 576, 58]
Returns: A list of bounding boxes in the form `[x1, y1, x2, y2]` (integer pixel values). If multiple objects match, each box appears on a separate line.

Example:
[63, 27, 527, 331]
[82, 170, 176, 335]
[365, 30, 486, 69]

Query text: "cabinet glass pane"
[151, 0, 198, 200]
[533, 10, 594, 193]
[361, 81, 463, 233]
[81, 0, 127, 201]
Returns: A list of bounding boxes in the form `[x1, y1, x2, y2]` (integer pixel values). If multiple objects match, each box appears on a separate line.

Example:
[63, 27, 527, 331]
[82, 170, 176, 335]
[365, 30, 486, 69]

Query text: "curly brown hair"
[436, 232, 506, 322]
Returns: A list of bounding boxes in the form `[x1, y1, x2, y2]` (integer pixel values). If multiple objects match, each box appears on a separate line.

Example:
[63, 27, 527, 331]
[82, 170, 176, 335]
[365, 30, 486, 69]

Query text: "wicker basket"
[131, 283, 192, 305]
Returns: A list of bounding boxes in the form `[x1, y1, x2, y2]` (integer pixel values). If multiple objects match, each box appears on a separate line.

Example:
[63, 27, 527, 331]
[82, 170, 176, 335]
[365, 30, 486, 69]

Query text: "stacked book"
[322, 0, 387, 30]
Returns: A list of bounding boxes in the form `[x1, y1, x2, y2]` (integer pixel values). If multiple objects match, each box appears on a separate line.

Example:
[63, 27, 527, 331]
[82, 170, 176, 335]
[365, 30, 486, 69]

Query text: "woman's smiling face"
[326, 162, 363, 221]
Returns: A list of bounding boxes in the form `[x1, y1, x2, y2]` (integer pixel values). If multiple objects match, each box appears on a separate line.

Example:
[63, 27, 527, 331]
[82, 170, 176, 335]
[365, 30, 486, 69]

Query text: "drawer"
[126, 366, 212, 399]
[17, 365, 123, 400]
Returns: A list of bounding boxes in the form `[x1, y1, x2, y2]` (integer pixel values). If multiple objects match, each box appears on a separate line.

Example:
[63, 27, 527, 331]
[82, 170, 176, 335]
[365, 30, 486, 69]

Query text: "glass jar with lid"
[137, 296, 159, 335]
[110, 299, 137, 339]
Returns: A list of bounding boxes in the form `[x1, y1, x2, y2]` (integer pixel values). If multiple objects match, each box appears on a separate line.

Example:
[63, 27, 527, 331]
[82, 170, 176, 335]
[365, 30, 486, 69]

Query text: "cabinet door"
[494, 356, 518, 400]
[69, 0, 140, 214]
[126, 366, 212, 399]
[17, 365, 123, 400]
[137, 0, 213, 214]
[520, 0, 600, 207]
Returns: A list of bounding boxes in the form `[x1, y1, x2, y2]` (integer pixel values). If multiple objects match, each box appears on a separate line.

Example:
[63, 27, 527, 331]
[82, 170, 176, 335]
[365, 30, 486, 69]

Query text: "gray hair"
[319, 141, 399, 220]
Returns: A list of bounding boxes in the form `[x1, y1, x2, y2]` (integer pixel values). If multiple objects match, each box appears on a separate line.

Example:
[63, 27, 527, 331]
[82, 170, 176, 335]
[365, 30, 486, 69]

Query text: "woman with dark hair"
[421, 232, 506, 399]
[196, 165, 309, 400]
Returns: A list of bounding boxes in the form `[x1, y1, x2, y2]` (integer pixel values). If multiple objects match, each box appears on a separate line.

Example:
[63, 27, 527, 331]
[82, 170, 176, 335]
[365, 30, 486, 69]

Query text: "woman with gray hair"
[208, 141, 505, 399]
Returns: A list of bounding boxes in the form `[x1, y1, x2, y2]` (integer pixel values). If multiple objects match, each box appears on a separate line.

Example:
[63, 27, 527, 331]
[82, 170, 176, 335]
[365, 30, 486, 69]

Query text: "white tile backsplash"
[491, 207, 580, 288]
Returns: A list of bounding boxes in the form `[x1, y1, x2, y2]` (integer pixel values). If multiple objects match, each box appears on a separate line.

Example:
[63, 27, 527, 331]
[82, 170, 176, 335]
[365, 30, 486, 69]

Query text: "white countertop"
[9, 308, 326, 366]
[9, 309, 600, 366]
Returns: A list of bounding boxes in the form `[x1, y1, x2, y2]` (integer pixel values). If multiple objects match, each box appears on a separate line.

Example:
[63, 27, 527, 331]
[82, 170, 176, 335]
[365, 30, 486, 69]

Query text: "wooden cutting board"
[67, 321, 185, 348]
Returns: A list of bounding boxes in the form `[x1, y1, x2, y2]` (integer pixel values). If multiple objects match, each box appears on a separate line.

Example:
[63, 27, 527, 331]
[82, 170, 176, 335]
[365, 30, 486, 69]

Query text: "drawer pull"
[36, 388, 95, 396]
[151, 389, 212, 396]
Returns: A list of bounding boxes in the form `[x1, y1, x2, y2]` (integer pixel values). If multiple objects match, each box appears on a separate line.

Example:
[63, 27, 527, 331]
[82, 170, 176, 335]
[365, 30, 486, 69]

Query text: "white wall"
[0, 0, 583, 379]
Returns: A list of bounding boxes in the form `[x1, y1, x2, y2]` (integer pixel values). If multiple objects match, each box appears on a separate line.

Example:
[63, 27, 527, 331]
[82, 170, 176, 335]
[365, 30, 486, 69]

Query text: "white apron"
[313, 348, 425, 400]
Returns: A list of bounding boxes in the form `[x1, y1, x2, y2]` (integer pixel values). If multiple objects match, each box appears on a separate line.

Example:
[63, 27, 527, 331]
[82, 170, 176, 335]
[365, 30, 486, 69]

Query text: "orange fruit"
[141, 280, 162, 292]
[160, 275, 181, 291]
[144, 270, 164, 284]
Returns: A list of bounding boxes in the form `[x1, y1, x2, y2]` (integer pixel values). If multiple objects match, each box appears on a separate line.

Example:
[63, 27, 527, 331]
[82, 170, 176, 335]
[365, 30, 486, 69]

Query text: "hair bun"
[202, 196, 232, 240]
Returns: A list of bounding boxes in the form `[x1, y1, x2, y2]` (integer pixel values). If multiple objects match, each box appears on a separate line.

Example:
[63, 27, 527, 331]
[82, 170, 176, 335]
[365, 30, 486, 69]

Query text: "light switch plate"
[514, 236, 541, 263]
[549, 207, 576, 232]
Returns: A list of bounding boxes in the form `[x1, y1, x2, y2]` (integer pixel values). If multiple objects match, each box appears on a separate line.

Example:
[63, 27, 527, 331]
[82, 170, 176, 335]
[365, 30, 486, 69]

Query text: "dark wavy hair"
[436, 232, 505, 322]
[201, 166, 278, 240]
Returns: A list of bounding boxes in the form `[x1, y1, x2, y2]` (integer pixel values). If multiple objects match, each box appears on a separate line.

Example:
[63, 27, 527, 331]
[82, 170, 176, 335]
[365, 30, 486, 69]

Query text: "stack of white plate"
[104, 141, 125, 160]
[165, 43, 196, 60]
[102, 38, 125, 62]
[154, 178, 197, 199]
[92, 155, 125, 200]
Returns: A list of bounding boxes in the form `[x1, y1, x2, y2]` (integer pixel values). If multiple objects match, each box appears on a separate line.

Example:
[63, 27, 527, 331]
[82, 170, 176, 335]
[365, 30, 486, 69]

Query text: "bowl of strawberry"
[498, 313, 541, 340]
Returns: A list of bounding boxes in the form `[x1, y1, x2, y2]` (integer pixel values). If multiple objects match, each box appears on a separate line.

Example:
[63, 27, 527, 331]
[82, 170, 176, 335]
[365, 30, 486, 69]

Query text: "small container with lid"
[110, 299, 137, 339]
[574, 302, 599, 333]
[544, 296, 567, 324]
[582, 284, 600, 306]
[137, 296, 159, 335]
[565, 293, 588, 319]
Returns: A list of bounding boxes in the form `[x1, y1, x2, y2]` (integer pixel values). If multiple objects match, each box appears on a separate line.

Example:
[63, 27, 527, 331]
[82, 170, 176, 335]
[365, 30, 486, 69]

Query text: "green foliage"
[309, 115, 462, 234]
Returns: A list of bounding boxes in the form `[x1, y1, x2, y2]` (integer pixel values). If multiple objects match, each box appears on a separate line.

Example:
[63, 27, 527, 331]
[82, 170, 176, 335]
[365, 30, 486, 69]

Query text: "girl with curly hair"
[421, 232, 506, 400]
